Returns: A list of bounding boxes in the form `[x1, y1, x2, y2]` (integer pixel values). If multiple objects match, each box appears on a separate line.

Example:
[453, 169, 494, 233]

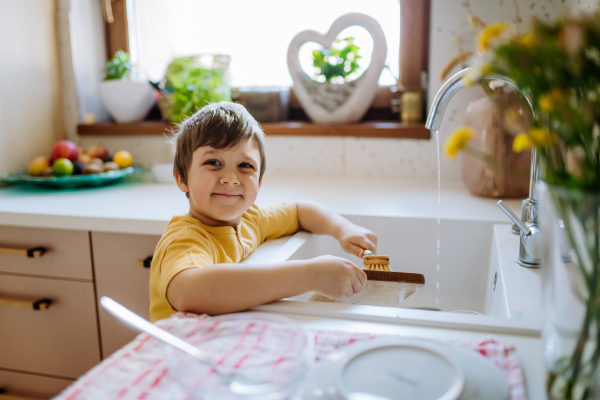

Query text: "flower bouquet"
[445, 9, 600, 400]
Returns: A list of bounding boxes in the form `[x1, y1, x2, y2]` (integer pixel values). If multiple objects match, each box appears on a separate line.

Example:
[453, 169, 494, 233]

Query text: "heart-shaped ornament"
[287, 13, 387, 125]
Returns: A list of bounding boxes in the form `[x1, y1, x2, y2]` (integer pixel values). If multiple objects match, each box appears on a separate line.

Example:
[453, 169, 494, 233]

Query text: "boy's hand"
[306, 255, 367, 298]
[337, 224, 377, 258]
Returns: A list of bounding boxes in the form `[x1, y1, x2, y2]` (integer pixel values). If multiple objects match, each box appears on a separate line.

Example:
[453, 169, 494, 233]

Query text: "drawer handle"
[136, 256, 153, 268]
[0, 246, 46, 258]
[0, 297, 51, 310]
[0, 388, 41, 400]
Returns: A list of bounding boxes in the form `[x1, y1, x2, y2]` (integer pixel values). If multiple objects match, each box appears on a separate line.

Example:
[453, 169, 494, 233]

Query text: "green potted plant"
[157, 55, 232, 123]
[98, 50, 156, 123]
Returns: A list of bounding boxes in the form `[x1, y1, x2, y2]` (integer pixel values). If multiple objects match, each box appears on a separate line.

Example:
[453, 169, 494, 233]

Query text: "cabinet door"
[0, 226, 92, 280]
[91, 232, 160, 358]
[0, 275, 101, 378]
[0, 369, 73, 400]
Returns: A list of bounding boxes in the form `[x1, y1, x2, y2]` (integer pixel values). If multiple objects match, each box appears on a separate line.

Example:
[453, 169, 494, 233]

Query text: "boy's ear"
[259, 177, 263, 188]
[174, 169, 190, 194]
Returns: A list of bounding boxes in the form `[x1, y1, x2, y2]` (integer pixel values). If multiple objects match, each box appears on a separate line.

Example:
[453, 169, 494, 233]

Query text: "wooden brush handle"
[364, 269, 425, 284]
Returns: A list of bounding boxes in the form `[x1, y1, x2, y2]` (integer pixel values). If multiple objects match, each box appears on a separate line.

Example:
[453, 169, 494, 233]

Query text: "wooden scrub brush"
[363, 250, 392, 271]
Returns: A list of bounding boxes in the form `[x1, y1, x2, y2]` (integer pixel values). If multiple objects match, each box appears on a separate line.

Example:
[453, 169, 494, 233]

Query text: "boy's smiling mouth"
[213, 192, 242, 198]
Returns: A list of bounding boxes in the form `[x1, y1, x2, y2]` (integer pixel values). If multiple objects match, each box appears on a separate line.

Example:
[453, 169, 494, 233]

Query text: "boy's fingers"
[358, 268, 367, 285]
[351, 272, 363, 294]
[357, 236, 376, 251]
[345, 284, 354, 297]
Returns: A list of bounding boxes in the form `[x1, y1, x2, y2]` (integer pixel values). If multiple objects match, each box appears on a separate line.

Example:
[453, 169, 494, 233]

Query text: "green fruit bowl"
[0, 167, 147, 189]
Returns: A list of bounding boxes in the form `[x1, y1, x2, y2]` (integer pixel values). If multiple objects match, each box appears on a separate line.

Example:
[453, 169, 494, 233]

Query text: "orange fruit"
[28, 156, 50, 176]
[113, 150, 132, 168]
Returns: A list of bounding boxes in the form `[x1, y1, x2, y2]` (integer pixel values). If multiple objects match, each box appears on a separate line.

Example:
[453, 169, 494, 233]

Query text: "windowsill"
[76, 121, 430, 139]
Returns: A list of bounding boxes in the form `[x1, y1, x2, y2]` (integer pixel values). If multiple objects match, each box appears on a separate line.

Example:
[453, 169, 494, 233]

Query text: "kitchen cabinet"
[91, 232, 160, 358]
[0, 226, 100, 398]
[0, 369, 72, 400]
[0, 226, 161, 398]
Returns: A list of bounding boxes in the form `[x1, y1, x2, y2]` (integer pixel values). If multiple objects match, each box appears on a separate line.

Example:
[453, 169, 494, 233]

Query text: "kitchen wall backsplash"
[0, 0, 64, 177]
[79, 0, 593, 182]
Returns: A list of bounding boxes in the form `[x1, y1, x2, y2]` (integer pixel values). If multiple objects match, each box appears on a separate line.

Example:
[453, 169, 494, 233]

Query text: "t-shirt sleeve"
[158, 232, 214, 310]
[259, 202, 299, 242]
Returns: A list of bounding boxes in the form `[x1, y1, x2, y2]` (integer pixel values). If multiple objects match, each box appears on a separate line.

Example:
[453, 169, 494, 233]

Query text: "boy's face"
[175, 139, 262, 227]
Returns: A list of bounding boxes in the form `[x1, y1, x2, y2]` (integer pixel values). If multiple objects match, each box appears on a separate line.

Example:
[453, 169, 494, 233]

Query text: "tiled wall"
[79, 0, 594, 182]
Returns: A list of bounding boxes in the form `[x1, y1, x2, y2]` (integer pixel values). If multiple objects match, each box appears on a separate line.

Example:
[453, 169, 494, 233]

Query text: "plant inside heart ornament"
[287, 13, 387, 125]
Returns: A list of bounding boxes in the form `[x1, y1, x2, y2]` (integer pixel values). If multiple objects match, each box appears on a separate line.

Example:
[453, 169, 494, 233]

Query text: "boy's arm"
[167, 255, 366, 315]
[296, 200, 377, 258]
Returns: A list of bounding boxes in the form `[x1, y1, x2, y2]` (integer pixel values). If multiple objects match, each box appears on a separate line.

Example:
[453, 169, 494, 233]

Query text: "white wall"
[80, 0, 583, 183]
[0, 0, 65, 176]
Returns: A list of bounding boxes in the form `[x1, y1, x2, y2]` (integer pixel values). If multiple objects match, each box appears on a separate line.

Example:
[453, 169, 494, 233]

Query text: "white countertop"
[0, 175, 522, 234]
[0, 176, 546, 398]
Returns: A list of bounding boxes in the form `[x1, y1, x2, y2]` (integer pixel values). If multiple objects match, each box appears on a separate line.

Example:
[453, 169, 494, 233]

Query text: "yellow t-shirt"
[149, 203, 299, 322]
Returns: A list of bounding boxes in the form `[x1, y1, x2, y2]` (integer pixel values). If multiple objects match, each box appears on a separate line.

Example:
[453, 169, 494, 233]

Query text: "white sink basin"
[247, 215, 542, 335]
[286, 215, 494, 313]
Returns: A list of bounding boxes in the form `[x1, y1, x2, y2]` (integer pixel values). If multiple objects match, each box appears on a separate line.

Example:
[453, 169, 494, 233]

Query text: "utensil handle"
[100, 296, 205, 361]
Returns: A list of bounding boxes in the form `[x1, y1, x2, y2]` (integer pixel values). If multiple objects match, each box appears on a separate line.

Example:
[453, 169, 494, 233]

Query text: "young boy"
[149, 102, 377, 322]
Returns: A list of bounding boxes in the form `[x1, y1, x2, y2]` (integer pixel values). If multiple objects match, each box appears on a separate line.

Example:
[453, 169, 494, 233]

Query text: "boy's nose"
[220, 171, 240, 185]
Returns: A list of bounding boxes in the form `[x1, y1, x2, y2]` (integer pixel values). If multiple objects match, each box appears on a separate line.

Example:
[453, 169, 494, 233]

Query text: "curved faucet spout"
[425, 67, 536, 132]
[427, 67, 541, 268]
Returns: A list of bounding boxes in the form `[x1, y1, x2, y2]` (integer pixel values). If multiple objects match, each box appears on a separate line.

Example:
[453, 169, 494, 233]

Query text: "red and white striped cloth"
[54, 312, 526, 400]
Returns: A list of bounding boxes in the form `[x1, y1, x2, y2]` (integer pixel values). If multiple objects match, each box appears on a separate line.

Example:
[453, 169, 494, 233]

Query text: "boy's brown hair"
[169, 102, 267, 188]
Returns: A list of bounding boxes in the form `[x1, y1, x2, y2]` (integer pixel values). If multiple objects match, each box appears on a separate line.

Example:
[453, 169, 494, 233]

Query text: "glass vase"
[540, 183, 600, 400]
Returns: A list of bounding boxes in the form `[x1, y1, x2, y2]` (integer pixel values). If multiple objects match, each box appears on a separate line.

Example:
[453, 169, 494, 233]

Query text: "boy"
[149, 102, 377, 322]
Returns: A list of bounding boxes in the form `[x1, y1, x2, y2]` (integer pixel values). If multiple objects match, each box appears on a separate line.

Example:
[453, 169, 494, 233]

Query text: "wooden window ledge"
[77, 121, 430, 139]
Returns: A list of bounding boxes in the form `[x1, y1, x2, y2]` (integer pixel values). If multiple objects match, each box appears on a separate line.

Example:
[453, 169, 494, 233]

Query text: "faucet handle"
[497, 200, 531, 235]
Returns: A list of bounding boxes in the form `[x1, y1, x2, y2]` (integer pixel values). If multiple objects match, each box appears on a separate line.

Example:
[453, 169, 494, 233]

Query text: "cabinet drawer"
[0, 369, 72, 400]
[92, 232, 160, 358]
[0, 226, 92, 280]
[0, 275, 100, 378]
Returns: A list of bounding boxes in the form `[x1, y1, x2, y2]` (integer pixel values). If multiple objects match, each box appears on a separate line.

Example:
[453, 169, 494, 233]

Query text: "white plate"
[301, 338, 509, 400]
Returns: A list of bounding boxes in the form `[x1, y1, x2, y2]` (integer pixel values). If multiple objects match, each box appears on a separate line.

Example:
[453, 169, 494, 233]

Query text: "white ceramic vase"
[98, 80, 156, 123]
[287, 13, 387, 125]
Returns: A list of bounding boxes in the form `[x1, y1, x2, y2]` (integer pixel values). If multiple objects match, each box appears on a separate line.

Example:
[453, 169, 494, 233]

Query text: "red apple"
[50, 140, 79, 162]
[87, 145, 109, 159]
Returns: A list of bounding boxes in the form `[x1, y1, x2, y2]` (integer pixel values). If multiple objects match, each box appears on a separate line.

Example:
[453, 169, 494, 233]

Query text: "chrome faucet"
[426, 67, 542, 268]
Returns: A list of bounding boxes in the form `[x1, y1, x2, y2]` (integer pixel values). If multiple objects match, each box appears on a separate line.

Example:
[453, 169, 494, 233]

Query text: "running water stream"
[435, 131, 441, 305]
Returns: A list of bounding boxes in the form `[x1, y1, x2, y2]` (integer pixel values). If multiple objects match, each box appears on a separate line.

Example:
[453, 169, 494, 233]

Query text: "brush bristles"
[362, 257, 392, 271]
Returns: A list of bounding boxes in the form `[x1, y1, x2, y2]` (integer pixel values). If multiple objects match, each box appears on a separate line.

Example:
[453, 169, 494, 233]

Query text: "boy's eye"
[204, 159, 221, 166]
[238, 162, 255, 169]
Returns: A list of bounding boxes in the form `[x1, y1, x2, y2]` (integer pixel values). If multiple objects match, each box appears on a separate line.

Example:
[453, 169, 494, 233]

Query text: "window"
[128, 0, 400, 88]
[90, 0, 430, 138]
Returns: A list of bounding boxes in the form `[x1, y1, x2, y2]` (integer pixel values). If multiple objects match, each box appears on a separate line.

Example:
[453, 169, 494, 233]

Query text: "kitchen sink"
[247, 215, 542, 335]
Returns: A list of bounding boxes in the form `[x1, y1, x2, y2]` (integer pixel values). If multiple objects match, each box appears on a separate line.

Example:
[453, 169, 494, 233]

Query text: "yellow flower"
[477, 21, 518, 53]
[539, 93, 555, 111]
[529, 128, 557, 146]
[519, 33, 536, 49]
[513, 133, 532, 152]
[445, 127, 474, 158]
[539, 89, 570, 111]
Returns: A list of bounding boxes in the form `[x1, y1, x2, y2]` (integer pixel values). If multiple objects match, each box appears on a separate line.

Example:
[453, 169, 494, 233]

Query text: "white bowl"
[151, 162, 175, 183]
[98, 80, 156, 123]
[166, 312, 314, 400]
